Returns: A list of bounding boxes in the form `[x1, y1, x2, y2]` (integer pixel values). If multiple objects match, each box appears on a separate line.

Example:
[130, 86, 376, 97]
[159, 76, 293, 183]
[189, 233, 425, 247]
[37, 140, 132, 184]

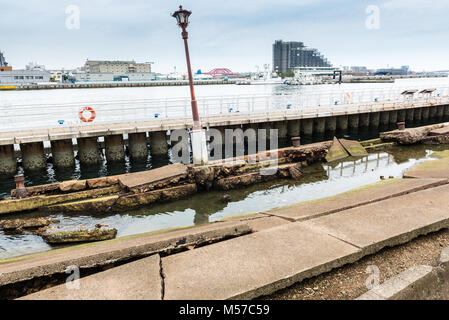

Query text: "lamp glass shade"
[172, 6, 191, 28]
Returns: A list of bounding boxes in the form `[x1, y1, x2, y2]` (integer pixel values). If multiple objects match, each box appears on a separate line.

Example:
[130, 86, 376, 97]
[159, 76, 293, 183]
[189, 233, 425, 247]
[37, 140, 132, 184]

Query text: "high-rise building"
[273, 40, 331, 74]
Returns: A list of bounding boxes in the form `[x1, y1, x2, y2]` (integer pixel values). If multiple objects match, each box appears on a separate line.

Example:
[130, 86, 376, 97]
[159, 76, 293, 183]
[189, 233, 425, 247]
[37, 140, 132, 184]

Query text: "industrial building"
[83, 60, 152, 75]
[0, 51, 50, 84]
[273, 40, 332, 74]
[0, 70, 51, 84]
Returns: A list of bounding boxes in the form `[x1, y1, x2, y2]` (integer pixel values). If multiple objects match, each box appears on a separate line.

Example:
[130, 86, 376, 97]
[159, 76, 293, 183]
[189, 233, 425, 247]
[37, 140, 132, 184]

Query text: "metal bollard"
[291, 136, 301, 147]
[14, 174, 29, 198]
[397, 122, 406, 131]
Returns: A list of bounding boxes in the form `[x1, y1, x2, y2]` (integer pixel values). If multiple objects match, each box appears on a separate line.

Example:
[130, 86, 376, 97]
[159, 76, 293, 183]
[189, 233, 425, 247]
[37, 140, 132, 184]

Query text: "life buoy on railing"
[79, 106, 96, 122]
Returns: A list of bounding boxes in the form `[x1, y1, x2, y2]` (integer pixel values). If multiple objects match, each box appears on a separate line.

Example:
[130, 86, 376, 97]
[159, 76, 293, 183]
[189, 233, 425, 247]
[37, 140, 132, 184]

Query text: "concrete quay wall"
[0, 102, 448, 174]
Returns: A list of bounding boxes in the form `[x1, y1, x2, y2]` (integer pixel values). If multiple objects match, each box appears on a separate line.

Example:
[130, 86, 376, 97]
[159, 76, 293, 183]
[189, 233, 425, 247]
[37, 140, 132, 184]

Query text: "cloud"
[0, 0, 447, 71]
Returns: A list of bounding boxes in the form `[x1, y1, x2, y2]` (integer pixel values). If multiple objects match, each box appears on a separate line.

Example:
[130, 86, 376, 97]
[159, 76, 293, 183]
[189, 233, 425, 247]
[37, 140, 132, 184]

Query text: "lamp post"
[172, 5, 208, 165]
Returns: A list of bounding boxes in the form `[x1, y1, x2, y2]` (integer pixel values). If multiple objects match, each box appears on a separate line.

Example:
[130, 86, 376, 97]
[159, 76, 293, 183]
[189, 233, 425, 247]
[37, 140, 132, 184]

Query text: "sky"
[1, 0, 448, 73]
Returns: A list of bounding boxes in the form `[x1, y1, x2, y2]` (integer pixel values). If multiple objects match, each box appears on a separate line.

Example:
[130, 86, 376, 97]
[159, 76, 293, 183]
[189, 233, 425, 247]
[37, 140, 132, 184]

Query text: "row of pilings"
[1, 104, 448, 175]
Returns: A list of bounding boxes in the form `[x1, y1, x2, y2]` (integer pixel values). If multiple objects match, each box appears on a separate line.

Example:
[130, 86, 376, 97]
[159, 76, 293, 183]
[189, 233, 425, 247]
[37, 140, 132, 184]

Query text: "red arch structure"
[204, 68, 239, 78]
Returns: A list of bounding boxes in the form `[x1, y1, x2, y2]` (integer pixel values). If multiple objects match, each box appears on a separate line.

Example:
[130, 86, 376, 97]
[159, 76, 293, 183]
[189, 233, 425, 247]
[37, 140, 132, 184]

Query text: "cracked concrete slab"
[403, 159, 449, 179]
[162, 222, 361, 300]
[265, 178, 447, 222]
[221, 213, 289, 232]
[19, 254, 162, 300]
[303, 184, 449, 256]
[0, 220, 251, 288]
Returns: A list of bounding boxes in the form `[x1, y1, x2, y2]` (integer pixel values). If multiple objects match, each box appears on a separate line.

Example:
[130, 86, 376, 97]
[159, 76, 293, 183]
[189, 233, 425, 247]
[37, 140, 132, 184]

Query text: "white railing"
[0, 86, 449, 132]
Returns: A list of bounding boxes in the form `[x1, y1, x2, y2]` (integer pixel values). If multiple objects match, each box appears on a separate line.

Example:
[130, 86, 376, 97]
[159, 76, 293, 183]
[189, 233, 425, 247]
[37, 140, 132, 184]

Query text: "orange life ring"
[79, 106, 96, 122]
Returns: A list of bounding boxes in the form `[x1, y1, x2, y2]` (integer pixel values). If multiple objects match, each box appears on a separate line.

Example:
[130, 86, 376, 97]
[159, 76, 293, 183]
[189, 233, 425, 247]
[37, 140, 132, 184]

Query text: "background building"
[0, 70, 51, 84]
[374, 66, 410, 76]
[273, 40, 331, 74]
[83, 60, 152, 75]
[0, 50, 12, 71]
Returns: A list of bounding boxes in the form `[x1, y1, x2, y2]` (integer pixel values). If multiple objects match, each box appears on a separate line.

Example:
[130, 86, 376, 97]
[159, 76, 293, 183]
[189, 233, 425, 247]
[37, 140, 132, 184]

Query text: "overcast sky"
[1, 0, 448, 73]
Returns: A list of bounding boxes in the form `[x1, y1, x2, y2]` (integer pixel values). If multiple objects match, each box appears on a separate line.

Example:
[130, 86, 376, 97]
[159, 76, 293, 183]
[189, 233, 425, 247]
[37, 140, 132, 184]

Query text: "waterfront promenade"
[3, 150, 449, 300]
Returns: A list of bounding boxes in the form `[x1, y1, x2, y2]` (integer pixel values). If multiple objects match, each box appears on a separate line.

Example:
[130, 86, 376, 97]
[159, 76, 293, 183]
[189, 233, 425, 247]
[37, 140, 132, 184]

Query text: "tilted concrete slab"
[303, 184, 449, 256]
[403, 159, 449, 179]
[429, 127, 449, 136]
[339, 138, 368, 157]
[0, 221, 250, 288]
[325, 137, 349, 162]
[118, 163, 188, 191]
[265, 178, 447, 222]
[220, 213, 289, 232]
[19, 255, 162, 300]
[162, 223, 361, 300]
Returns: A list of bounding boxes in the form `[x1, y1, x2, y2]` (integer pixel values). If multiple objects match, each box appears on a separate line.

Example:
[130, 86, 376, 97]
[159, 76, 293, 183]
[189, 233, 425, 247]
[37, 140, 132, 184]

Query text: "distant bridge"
[203, 68, 240, 78]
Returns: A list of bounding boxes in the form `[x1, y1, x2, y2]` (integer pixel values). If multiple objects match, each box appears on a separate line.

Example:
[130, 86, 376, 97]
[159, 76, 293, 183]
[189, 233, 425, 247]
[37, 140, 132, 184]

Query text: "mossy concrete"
[0, 186, 120, 215]
[325, 137, 349, 162]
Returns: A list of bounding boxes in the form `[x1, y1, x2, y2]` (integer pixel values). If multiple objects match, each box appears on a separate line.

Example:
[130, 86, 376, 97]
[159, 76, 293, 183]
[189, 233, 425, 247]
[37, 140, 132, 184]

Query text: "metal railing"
[1, 86, 448, 132]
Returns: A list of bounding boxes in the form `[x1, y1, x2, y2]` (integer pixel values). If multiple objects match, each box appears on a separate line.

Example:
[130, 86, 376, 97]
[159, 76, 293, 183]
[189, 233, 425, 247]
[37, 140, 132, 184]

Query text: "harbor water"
[1, 143, 448, 260]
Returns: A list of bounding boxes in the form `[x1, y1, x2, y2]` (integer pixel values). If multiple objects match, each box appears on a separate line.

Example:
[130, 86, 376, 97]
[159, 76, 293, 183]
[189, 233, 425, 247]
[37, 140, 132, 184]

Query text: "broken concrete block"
[0, 217, 59, 231]
[59, 180, 87, 192]
[41, 228, 117, 244]
[339, 138, 368, 157]
[325, 137, 349, 162]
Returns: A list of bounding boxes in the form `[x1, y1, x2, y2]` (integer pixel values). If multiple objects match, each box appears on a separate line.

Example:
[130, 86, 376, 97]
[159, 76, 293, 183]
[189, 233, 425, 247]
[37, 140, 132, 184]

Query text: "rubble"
[41, 228, 118, 244]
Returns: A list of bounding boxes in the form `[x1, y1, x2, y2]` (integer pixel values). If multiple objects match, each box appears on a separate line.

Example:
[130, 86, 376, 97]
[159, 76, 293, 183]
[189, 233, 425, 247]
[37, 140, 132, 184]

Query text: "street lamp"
[172, 5, 208, 165]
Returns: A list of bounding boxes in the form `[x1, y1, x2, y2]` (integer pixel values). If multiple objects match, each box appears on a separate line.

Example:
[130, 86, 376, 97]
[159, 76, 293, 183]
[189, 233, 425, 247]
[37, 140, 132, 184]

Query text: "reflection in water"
[1, 144, 447, 260]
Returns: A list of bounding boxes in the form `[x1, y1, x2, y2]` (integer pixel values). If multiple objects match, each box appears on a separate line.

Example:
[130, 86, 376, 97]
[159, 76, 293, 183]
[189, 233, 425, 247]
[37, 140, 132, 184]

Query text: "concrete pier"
[20, 142, 47, 171]
[314, 118, 326, 135]
[149, 131, 168, 156]
[273, 121, 288, 139]
[128, 133, 148, 160]
[287, 120, 300, 137]
[337, 115, 348, 131]
[370, 112, 380, 128]
[406, 109, 414, 122]
[243, 123, 258, 145]
[50, 139, 75, 168]
[413, 108, 422, 122]
[104, 135, 126, 162]
[301, 119, 314, 135]
[325, 117, 337, 132]
[429, 106, 438, 119]
[437, 105, 445, 119]
[77, 137, 102, 165]
[258, 122, 272, 140]
[0, 145, 16, 175]
[389, 111, 398, 124]
[398, 110, 406, 122]
[380, 111, 390, 126]
[359, 114, 370, 127]
[226, 125, 245, 145]
[422, 107, 430, 120]
[348, 114, 359, 130]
